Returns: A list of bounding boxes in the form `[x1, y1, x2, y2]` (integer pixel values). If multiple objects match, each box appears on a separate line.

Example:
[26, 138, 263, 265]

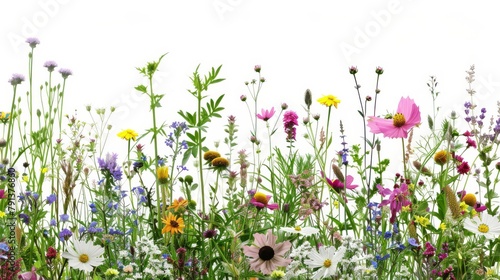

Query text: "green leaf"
[135, 84, 148, 93]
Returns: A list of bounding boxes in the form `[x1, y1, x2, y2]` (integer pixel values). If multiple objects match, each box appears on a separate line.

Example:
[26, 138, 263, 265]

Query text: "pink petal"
[267, 203, 279, 210]
[344, 175, 358, 189]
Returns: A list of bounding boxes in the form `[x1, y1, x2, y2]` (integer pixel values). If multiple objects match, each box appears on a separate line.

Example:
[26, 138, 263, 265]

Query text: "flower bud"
[375, 66, 384, 75]
[349, 66, 358, 75]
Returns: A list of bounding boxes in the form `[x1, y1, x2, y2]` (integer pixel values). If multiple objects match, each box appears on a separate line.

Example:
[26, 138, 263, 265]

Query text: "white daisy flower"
[304, 246, 346, 279]
[464, 212, 500, 240]
[280, 226, 319, 236]
[62, 238, 105, 272]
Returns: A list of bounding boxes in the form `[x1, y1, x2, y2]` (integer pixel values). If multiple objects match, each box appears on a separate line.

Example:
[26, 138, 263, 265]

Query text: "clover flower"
[8, 73, 25, 85]
[43, 60, 58, 72]
[59, 68, 72, 79]
[25, 37, 40, 48]
[283, 110, 298, 141]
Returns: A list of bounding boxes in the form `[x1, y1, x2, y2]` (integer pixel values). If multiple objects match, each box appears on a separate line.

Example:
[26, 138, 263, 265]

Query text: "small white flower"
[280, 226, 319, 236]
[463, 212, 500, 240]
[304, 246, 346, 279]
[62, 239, 104, 272]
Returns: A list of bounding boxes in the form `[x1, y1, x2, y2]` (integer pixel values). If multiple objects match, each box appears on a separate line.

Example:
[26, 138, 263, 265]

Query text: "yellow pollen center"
[393, 113, 406, 127]
[478, 223, 489, 233]
[323, 259, 332, 268]
[254, 192, 268, 204]
[79, 254, 89, 263]
[294, 226, 301, 231]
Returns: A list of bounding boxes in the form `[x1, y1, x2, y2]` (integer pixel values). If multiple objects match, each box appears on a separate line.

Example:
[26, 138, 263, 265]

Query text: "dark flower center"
[258, 246, 275, 261]
[170, 220, 179, 227]
[393, 113, 406, 127]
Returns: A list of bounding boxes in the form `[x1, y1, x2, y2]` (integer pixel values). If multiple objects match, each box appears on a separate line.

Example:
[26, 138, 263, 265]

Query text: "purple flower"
[423, 242, 436, 257]
[43, 61, 58, 72]
[203, 229, 218, 239]
[0, 242, 9, 252]
[8, 73, 25, 85]
[49, 219, 56, 227]
[60, 214, 69, 222]
[98, 153, 123, 181]
[19, 213, 30, 225]
[59, 228, 73, 241]
[283, 110, 299, 141]
[408, 237, 419, 247]
[377, 184, 411, 223]
[58, 68, 72, 79]
[25, 37, 40, 48]
[257, 107, 276, 122]
[46, 194, 57, 204]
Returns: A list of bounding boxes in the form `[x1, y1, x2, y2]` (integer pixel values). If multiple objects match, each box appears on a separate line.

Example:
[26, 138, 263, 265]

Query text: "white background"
[1, 0, 500, 176]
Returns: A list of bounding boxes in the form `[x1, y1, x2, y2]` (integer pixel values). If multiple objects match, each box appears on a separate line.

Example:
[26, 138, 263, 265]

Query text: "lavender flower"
[19, 213, 30, 225]
[60, 214, 69, 222]
[46, 194, 57, 204]
[8, 73, 25, 85]
[97, 153, 123, 181]
[25, 37, 40, 48]
[59, 68, 72, 79]
[43, 61, 58, 72]
[59, 228, 73, 241]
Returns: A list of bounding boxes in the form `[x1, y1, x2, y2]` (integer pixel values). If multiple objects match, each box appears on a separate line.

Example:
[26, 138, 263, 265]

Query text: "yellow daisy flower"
[117, 129, 138, 141]
[317, 95, 341, 108]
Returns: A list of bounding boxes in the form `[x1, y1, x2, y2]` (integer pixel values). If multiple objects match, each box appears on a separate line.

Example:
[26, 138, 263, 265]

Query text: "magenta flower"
[457, 161, 470, 175]
[322, 173, 358, 202]
[283, 110, 298, 141]
[257, 107, 276, 121]
[243, 229, 292, 274]
[18, 266, 45, 280]
[377, 183, 411, 223]
[250, 192, 279, 210]
[367, 97, 421, 138]
[0, 189, 5, 199]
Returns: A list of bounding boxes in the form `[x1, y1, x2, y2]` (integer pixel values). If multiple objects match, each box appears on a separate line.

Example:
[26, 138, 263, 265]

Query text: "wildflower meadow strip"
[2, 38, 500, 280]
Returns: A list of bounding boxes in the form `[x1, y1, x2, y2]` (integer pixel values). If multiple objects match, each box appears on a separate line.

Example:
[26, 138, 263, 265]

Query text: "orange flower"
[161, 212, 185, 234]
[168, 197, 188, 212]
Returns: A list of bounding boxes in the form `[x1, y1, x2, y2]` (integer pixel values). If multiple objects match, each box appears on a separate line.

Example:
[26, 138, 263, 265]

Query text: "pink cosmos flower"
[377, 183, 411, 223]
[367, 97, 421, 138]
[243, 229, 292, 274]
[257, 107, 276, 121]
